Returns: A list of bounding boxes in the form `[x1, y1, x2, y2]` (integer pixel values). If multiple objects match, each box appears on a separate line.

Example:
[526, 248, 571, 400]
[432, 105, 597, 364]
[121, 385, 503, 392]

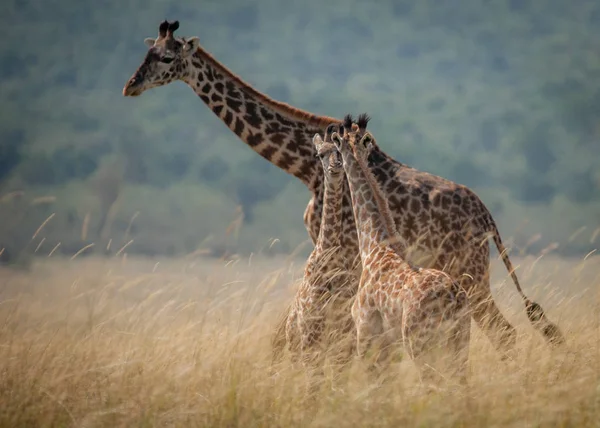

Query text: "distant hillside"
[0, 0, 599, 259]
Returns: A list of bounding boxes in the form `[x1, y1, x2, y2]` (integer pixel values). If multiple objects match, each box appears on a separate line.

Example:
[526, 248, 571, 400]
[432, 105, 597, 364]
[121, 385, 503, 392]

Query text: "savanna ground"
[0, 245, 599, 427]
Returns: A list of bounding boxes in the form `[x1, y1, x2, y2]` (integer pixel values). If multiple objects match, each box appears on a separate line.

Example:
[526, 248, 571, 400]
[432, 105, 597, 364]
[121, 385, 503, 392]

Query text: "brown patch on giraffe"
[260, 107, 274, 120]
[247, 132, 263, 147]
[271, 134, 286, 145]
[265, 122, 291, 135]
[261, 145, 278, 161]
[298, 160, 314, 182]
[410, 198, 421, 214]
[226, 97, 242, 113]
[233, 117, 244, 136]
[205, 67, 214, 82]
[223, 110, 234, 127]
[279, 152, 298, 171]
[225, 81, 242, 99]
[276, 113, 296, 128]
[244, 102, 262, 128]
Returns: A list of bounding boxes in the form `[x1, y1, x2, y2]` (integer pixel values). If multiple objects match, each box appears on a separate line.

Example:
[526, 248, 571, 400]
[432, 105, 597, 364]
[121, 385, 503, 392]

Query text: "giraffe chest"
[305, 194, 360, 254]
[303, 264, 354, 295]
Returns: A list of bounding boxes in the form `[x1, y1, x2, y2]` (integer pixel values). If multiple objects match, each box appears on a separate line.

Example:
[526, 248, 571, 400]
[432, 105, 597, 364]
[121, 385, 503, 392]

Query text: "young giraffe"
[270, 124, 354, 368]
[282, 125, 356, 382]
[332, 115, 471, 384]
[123, 20, 564, 355]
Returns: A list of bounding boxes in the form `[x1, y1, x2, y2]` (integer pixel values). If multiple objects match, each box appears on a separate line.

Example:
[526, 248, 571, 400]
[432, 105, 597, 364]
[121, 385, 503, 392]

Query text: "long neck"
[340, 147, 406, 264]
[183, 47, 340, 191]
[315, 173, 344, 251]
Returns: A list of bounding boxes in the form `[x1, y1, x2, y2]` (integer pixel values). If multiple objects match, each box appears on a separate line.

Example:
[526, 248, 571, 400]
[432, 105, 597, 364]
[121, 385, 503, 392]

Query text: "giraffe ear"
[331, 132, 342, 146]
[361, 134, 373, 148]
[183, 37, 200, 56]
[144, 38, 156, 47]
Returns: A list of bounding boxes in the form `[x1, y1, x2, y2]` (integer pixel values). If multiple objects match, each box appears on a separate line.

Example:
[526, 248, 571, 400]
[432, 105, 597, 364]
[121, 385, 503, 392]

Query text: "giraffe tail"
[490, 224, 565, 347]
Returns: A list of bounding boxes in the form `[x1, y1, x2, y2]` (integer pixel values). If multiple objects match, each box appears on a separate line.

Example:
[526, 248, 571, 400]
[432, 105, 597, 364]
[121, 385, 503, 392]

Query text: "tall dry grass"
[0, 251, 599, 427]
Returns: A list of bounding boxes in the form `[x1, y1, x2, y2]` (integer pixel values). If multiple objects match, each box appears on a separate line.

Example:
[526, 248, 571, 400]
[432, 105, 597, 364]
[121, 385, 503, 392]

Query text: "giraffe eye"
[160, 56, 175, 64]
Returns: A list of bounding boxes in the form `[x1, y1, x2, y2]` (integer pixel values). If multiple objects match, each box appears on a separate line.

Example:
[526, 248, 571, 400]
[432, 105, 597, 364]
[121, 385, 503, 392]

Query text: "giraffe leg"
[449, 309, 471, 386]
[372, 323, 399, 374]
[316, 306, 356, 392]
[300, 322, 324, 365]
[463, 245, 517, 356]
[325, 297, 357, 369]
[336, 317, 358, 369]
[354, 309, 386, 377]
[402, 329, 435, 388]
[286, 306, 302, 365]
[402, 303, 436, 388]
[300, 313, 326, 390]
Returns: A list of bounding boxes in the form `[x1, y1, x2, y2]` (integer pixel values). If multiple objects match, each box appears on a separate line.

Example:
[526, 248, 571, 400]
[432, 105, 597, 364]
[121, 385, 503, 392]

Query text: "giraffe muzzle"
[123, 75, 144, 97]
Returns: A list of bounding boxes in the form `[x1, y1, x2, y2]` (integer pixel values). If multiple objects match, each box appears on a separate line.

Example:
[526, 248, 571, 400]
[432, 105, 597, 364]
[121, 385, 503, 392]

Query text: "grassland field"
[0, 248, 599, 427]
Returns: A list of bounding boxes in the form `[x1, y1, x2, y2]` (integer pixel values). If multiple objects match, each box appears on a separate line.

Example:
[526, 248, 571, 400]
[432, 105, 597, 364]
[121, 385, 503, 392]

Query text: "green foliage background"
[1, 0, 599, 260]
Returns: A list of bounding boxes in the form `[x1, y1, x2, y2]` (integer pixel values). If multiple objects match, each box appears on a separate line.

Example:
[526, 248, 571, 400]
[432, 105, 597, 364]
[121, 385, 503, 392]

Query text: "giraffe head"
[313, 133, 343, 180]
[332, 113, 376, 162]
[123, 20, 200, 97]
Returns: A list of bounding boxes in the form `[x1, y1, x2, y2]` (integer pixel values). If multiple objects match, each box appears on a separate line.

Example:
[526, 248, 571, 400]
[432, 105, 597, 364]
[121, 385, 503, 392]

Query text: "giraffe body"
[123, 21, 564, 355]
[334, 116, 470, 383]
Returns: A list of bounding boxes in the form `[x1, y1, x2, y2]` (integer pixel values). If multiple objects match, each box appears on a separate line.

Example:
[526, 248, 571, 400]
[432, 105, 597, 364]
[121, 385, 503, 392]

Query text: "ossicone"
[357, 113, 371, 130]
[343, 114, 354, 130]
[159, 20, 180, 38]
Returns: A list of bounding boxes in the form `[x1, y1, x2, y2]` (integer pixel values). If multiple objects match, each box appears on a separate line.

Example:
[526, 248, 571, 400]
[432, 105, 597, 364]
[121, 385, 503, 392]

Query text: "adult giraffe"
[122, 20, 564, 353]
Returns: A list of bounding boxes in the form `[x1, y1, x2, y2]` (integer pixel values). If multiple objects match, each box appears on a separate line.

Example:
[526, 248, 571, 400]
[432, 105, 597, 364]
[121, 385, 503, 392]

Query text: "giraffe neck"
[182, 47, 340, 191]
[339, 147, 407, 265]
[314, 172, 344, 251]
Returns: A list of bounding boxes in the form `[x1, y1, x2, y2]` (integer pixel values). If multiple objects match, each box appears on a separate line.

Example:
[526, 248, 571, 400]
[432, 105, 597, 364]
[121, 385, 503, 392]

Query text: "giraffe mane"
[190, 43, 341, 129]
[353, 137, 407, 256]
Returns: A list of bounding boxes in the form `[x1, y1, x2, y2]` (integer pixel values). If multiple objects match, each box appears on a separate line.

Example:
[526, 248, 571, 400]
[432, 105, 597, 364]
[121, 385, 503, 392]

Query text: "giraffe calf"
[278, 126, 357, 383]
[332, 115, 471, 385]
